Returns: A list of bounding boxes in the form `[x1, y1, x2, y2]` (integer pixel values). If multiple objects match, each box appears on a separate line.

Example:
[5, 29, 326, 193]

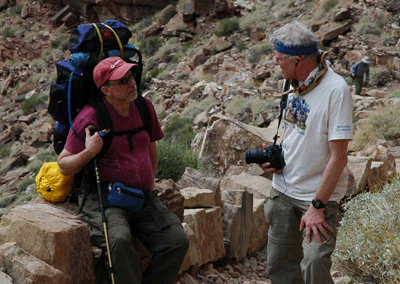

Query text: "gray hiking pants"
[79, 190, 189, 284]
[353, 75, 364, 95]
[264, 187, 339, 284]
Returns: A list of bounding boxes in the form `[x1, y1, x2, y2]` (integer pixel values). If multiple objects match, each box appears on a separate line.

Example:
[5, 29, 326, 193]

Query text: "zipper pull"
[117, 187, 121, 196]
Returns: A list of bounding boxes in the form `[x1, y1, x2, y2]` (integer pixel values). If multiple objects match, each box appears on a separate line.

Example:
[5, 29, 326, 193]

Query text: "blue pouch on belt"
[107, 182, 145, 214]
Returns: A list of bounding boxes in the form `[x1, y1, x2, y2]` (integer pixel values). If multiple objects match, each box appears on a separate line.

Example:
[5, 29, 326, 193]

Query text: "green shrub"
[333, 176, 400, 283]
[21, 93, 48, 114]
[0, 144, 11, 158]
[225, 96, 252, 121]
[181, 96, 218, 120]
[235, 39, 246, 52]
[142, 68, 162, 85]
[155, 39, 181, 61]
[215, 17, 240, 37]
[247, 43, 273, 64]
[163, 115, 195, 146]
[51, 34, 69, 50]
[383, 34, 399, 46]
[0, 195, 16, 208]
[388, 88, 400, 98]
[138, 36, 162, 56]
[322, 0, 338, 11]
[156, 140, 198, 181]
[28, 149, 58, 175]
[356, 14, 385, 36]
[352, 103, 400, 150]
[239, 8, 270, 35]
[370, 66, 391, 87]
[17, 177, 36, 193]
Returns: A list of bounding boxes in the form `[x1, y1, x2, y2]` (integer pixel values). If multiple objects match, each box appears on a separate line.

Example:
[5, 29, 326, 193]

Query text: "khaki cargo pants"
[264, 187, 339, 284]
[79, 190, 189, 284]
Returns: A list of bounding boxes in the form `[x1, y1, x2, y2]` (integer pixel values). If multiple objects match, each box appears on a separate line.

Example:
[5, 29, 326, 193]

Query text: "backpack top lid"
[68, 20, 132, 54]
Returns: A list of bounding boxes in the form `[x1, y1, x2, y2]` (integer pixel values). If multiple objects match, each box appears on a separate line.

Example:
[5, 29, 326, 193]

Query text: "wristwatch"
[312, 199, 326, 209]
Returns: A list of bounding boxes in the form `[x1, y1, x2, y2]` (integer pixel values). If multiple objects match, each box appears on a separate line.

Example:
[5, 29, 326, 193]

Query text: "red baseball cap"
[93, 57, 137, 88]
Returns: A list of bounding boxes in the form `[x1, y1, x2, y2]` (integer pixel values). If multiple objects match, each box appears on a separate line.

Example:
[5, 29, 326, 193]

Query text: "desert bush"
[388, 88, 400, 98]
[16, 177, 36, 193]
[333, 176, 400, 283]
[0, 144, 11, 159]
[356, 10, 388, 37]
[239, 8, 270, 35]
[181, 96, 218, 120]
[383, 33, 399, 46]
[163, 115, 195, 146]
[155, 38, 181, 61]
[322, 0, 338, 11]
[21, 93, 48, 114]
[51, 34, 69, 50]
[138, 36, 162, 57]
[225, 96, 252, 122]
[215, 17, 240, 37]
[352, 103, 400, 150]
[247, 43, 273, 64]
[235, 39, 246, 52]
[370, 65, 391, 87]
[156, 139, 198, 181]
[40, 48, 66, 62]
[251, 97, 278, 118]
[142, 67, 163, 85]
[28, 149, 58, 174]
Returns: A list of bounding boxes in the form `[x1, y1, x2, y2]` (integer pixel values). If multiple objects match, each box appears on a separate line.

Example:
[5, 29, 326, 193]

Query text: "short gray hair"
[269, 22, 317, 47]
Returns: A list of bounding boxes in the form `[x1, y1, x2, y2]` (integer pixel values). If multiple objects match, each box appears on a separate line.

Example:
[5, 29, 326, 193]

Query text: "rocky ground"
[179, 245, 355, 284]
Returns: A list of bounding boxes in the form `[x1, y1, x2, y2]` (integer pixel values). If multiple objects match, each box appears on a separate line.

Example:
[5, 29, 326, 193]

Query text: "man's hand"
[364, 80, 369, 86]
[85, 127, 104, 157]
[258, 143, 282, 174]
[351, 73, 355, 78]
[300, 205, 334, 243]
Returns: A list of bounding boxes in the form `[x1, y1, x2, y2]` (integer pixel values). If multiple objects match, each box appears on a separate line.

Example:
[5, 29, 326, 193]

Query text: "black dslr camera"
[245, 144, 286, 170]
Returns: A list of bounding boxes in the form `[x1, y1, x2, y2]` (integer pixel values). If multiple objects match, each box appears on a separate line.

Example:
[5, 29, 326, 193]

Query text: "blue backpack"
[48, 20, 152, 156]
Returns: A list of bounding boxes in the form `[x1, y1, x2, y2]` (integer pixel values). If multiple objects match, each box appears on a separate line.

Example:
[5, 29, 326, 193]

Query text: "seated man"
[58, 57, 189, 284]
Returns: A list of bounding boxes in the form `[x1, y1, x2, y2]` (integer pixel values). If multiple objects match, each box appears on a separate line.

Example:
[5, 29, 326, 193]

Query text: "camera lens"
[245, 149, 269, 164]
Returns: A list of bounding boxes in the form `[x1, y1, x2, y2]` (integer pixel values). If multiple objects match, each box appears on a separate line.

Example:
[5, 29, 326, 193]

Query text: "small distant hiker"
[350, 56, 370, 95]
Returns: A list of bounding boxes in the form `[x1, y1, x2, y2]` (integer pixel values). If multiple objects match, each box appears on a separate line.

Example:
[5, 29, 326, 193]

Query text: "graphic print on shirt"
[284, 96, 310, 134]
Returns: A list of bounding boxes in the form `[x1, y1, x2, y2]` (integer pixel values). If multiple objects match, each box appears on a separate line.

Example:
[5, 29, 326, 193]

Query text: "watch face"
[312, 199, 325, 209]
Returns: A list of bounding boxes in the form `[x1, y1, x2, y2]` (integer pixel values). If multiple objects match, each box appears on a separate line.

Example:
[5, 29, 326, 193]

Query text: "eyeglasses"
[106, 73, 136, 86]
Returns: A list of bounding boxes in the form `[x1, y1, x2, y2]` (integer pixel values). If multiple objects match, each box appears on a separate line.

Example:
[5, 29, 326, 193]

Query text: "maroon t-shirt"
[64, 97, 164, 190]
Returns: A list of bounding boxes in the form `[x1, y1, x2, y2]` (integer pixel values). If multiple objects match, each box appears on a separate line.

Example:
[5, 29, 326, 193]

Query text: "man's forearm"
[314, 139, 350, 203]
[314, 156, 348, 203]
[58, 148, 96, 176]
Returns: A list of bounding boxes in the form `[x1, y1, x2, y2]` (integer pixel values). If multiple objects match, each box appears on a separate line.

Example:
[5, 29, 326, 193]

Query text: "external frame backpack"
[48, 19, 152, 156]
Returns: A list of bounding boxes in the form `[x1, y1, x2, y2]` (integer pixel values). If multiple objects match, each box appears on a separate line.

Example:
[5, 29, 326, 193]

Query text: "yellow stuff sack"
[36, 162, 74, 203]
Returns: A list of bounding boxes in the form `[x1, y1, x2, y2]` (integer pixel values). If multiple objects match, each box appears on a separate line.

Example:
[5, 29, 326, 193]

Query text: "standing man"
[57, 57, 189, 284]
[261, 22, 353, 284]
[350, 56, 370, 95]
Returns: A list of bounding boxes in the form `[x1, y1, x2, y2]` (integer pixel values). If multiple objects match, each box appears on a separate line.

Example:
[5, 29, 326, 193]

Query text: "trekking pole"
[93, 157, 116, 284]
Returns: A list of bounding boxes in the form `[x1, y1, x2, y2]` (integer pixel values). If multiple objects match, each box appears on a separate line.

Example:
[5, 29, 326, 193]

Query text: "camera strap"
[273, 80, 290, 145]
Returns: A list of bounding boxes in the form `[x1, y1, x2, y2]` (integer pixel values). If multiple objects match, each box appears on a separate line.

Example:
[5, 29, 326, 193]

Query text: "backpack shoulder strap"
[134, 94, 152, 137]
[88, 97, 114, 157]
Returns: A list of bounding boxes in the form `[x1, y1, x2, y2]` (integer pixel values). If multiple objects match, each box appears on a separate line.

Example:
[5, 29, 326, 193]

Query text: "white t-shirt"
[272, 68, 353, 202]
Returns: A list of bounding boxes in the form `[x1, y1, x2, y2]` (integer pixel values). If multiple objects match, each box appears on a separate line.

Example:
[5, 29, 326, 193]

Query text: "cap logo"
[110, 60, 121, 69]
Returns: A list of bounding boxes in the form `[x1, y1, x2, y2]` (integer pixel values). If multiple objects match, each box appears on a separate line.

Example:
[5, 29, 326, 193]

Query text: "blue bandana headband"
[274, 41, 319, 55]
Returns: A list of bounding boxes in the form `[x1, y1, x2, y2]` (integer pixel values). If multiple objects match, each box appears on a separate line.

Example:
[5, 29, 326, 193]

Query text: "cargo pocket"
[264, 187, 281, 225]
